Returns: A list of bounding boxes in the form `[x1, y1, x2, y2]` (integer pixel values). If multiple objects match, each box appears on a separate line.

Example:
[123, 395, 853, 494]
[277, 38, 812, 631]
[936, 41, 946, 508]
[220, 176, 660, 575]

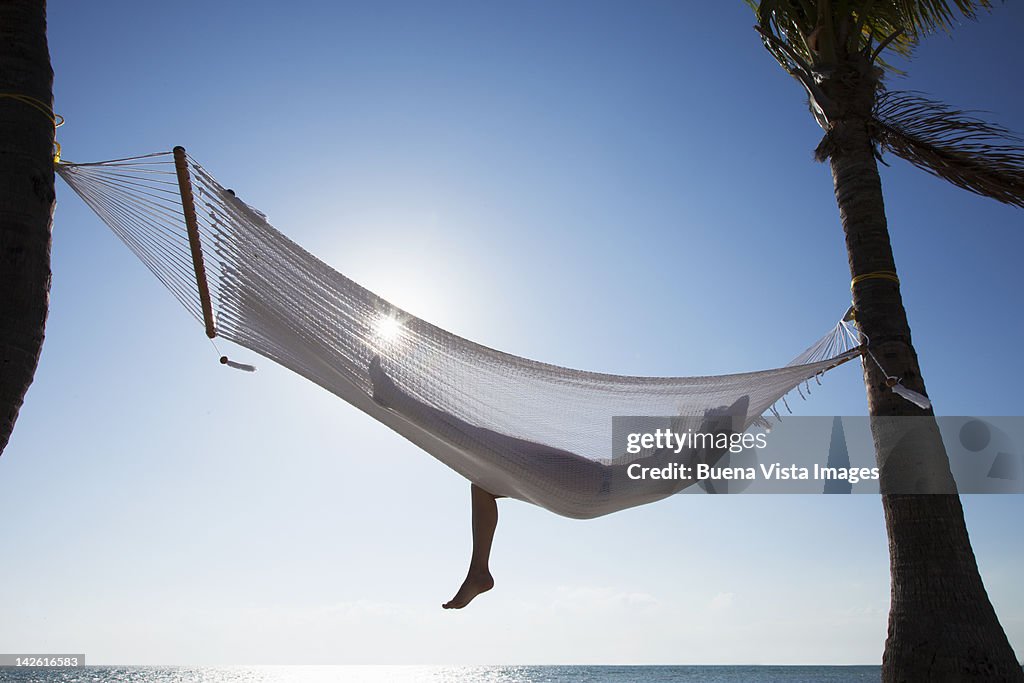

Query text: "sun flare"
[374, 314, 404, 342]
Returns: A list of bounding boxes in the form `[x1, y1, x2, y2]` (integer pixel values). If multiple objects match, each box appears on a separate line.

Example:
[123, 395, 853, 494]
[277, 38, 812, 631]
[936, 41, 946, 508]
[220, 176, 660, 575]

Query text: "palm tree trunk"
[0, 0, 54, 456]
[829, 115, 1024, 681]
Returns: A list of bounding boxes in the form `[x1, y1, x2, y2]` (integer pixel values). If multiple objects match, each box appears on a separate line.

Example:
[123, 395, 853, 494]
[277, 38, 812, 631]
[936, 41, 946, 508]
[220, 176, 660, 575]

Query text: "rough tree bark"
[0, 0, 54, 456]
[824, 57, 1024, 682]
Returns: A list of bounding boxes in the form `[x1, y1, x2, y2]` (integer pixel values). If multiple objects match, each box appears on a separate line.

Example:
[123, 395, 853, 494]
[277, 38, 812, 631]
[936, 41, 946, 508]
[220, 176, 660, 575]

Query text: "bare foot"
[442, 571, 494, 609]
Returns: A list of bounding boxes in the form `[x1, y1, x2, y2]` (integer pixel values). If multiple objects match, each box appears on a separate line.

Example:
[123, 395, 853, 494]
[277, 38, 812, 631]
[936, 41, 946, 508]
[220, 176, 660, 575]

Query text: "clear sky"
[1, 0, 1022, 666]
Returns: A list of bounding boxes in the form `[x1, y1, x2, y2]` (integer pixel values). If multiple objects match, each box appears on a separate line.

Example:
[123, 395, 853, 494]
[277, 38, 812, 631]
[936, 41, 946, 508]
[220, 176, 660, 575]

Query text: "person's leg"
[443, 484, 500, 609]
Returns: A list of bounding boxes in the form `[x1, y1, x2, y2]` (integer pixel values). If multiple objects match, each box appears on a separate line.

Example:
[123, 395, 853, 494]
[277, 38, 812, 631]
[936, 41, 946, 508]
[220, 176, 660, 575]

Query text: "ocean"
[0, 665, 882, 682]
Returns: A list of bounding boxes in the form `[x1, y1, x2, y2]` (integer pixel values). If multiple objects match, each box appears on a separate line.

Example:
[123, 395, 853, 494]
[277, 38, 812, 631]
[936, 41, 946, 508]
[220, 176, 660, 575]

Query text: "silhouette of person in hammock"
[367, 355, 749, 609]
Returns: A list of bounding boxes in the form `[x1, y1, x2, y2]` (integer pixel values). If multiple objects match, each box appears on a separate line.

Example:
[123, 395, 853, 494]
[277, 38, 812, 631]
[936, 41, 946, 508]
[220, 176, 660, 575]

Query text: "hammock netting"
[57, 151, 862, 518]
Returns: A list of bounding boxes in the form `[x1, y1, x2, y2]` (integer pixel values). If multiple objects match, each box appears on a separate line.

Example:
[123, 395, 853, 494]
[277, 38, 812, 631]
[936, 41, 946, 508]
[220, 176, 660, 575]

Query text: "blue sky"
[1, 0, 1022, 665]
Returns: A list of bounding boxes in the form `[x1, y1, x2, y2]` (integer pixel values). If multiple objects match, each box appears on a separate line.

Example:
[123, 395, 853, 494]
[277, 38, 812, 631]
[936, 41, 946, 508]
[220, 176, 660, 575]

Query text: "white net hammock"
[57, 149, 862, 518]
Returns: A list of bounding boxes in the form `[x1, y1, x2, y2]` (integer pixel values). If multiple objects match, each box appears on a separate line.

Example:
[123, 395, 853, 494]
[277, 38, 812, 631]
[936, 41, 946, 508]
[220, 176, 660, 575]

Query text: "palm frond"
[873, 90, 1024, 207]
[744, 1, 998, 68]
[892, 0, 994, 35]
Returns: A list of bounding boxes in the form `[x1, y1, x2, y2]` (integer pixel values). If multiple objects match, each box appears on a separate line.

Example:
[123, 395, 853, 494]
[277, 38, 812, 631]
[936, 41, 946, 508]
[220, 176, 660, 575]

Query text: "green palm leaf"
[873, 91, 1024, 207]
[745, 0, 997, 69]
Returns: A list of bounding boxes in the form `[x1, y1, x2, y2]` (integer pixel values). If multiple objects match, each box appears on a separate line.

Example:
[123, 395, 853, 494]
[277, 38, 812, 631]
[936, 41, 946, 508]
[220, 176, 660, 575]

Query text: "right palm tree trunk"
[829, 113, 1023, 681]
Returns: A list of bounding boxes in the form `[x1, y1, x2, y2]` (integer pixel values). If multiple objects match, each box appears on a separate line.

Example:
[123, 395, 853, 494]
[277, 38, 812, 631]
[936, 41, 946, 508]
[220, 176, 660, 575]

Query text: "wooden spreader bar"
[172, 145, 216, 339]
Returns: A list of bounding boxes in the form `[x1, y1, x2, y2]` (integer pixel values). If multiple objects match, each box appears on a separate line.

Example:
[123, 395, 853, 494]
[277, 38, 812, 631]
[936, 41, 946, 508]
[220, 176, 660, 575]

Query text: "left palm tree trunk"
[0, 0, 55, 456]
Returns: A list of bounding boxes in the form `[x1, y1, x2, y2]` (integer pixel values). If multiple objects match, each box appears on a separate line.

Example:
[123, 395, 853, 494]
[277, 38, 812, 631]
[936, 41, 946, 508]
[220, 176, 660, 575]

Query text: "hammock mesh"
[56, 151, 861, 518]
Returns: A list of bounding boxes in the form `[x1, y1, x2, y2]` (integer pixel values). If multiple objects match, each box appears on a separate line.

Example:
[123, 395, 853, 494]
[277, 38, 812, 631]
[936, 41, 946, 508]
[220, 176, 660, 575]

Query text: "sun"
[374, 314, 404, 342]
